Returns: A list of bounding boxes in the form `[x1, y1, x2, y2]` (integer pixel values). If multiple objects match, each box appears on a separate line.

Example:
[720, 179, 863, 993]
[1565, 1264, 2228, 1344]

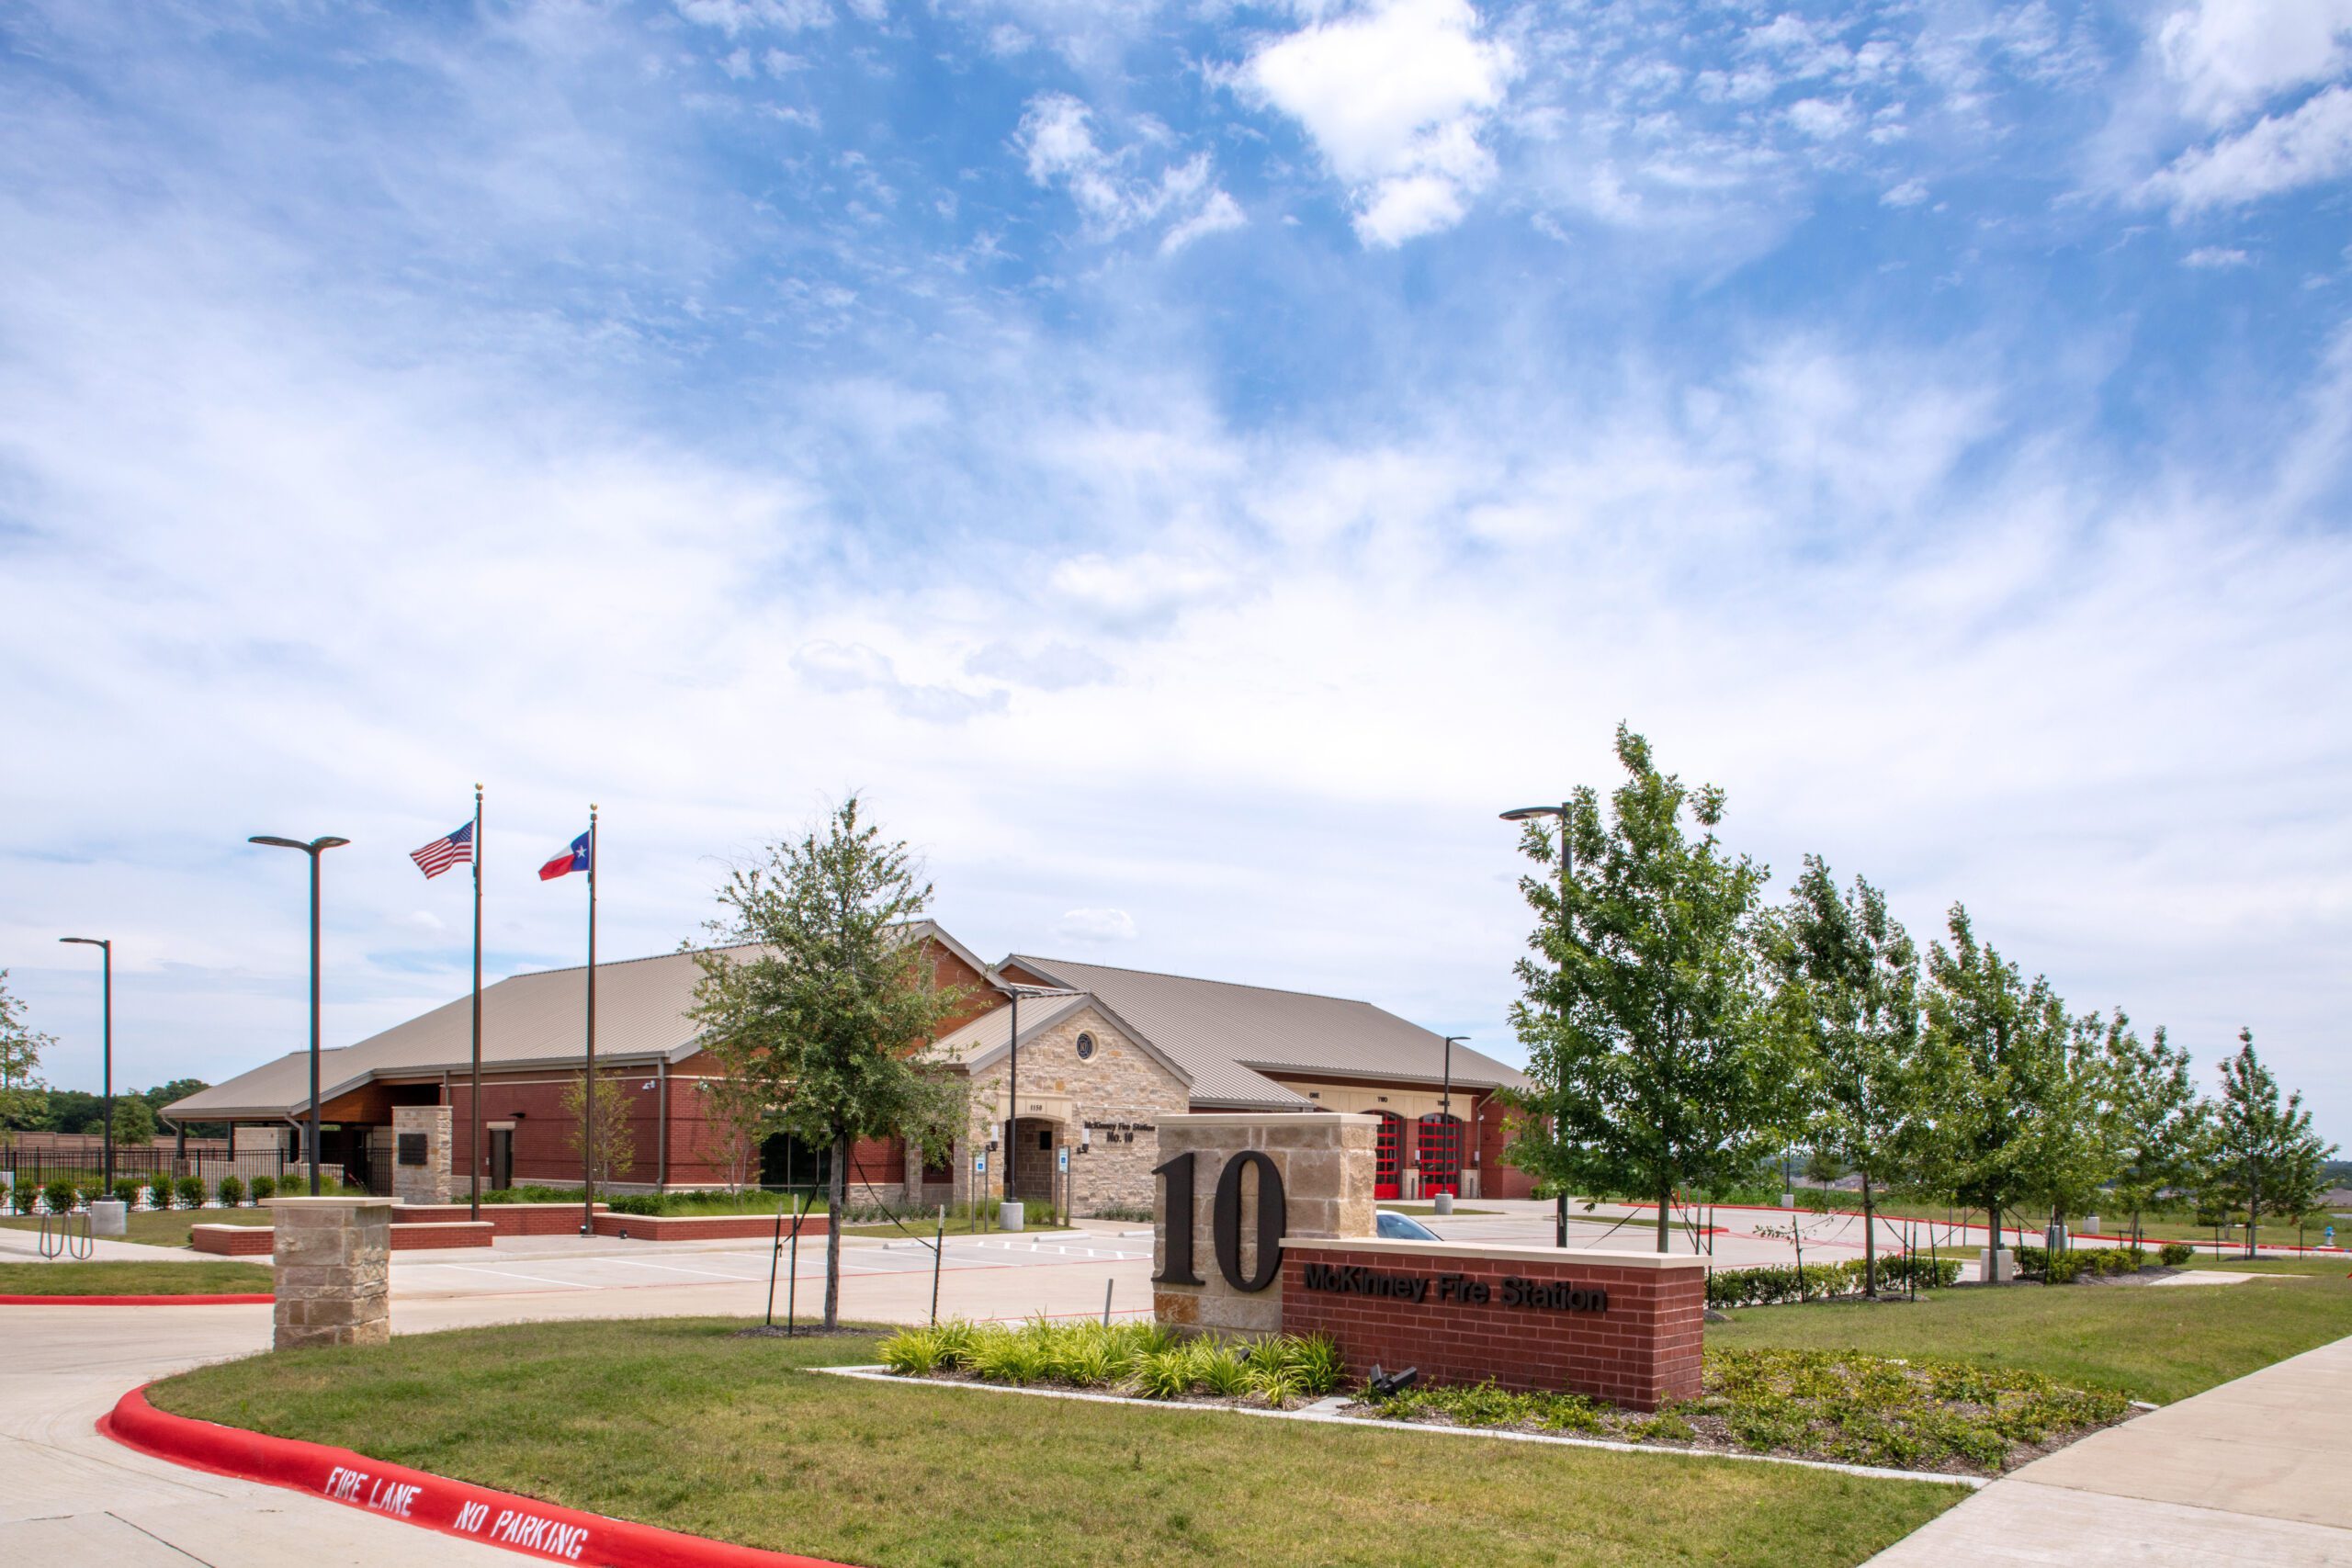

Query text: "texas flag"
[538, 830, 592, 881]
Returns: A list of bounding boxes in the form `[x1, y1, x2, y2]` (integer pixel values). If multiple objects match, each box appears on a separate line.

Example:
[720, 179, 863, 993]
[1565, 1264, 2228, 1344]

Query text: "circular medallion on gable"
[1075, 1032, 1097, 1061]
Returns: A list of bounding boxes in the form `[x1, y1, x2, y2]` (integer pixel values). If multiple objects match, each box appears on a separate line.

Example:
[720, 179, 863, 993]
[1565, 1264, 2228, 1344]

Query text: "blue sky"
[3, 0, 2346, 1144]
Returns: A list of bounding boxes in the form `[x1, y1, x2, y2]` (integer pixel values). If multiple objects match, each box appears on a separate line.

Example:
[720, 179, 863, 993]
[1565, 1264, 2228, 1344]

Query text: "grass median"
[1711, 1258, 2352, 1404]
[0, 1207, 273, 1249]
[0, 1260, 273, 1295]
[152, 1317, 1962, 1568]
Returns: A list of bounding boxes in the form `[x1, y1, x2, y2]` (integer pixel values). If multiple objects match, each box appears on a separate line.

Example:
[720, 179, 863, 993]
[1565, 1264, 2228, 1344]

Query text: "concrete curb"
[816, 1366, 1989, 1491]
[0, 1293, 274, 1305]
[100, 1384, 857, 1568]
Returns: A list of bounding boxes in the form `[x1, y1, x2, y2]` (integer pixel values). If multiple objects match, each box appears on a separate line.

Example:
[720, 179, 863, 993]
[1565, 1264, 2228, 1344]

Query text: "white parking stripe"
[401, 1262, 587, 1288]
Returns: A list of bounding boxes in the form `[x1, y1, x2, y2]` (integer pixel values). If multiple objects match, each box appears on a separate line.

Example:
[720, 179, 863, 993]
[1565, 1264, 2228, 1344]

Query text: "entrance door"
[489, 1129, 514, 1193]
[1373, 1112, 1402, 1200]
[1417, 1113, 1463, 1197]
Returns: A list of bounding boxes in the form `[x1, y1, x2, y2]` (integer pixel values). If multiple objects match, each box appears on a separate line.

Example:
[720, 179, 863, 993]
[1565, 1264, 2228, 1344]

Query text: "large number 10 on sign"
[1151, 1150, 1286, 1292]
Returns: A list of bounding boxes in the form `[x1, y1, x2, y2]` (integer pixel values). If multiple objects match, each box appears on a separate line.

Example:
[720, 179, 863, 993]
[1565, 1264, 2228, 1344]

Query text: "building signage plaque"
[1297, 1260, 1608, 1314]
[396, 1133, 428, 1168]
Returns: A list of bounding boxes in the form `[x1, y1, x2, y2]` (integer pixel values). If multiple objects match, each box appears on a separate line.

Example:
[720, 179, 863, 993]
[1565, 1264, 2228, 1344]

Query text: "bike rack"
[39, 1209, 96, 1260]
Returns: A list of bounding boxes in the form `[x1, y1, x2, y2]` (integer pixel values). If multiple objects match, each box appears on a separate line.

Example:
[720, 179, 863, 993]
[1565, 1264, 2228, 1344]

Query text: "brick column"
[391, 1105, 453, 1205]
[1153, 1111, 1375, 1339]
[270, 1196, 392, 1349]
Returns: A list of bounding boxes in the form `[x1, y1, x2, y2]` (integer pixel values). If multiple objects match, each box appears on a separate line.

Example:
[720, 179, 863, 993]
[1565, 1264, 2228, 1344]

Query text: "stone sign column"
[1153, 1111, 1375, 1339]
[391, 1105, 453, 1205]
[270, 1196, 392, 1349]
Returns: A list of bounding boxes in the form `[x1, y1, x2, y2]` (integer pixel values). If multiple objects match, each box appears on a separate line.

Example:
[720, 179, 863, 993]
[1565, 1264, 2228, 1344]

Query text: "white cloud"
[2182, 245, 2250, 268]
[1015, 93, 1243, 249]
[1054, 908, 1136, 942]
[1784, 97, 1857, 141]
[792, 642, 1007, 723]
[1882, 178, 1928, 208]
[1239, 0, 1518, 246]
[2158, 0, 2352, 126]
[673, 0, 833, 36]
[2145, 85, 2352, 212]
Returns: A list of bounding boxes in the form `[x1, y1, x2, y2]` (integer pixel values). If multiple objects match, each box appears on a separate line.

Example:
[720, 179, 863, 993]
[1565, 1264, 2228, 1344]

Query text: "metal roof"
[165, 920, 981, 1122]
[1003, 955, 1528, 1111]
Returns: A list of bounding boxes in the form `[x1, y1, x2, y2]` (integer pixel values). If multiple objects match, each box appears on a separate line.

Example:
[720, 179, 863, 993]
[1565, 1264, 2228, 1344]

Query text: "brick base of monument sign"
[1278, 1237, 1706, 1411]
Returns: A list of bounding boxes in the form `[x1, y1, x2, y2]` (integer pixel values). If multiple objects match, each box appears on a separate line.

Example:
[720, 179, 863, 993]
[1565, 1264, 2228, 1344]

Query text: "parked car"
[1375, 1209, 1442, 1241]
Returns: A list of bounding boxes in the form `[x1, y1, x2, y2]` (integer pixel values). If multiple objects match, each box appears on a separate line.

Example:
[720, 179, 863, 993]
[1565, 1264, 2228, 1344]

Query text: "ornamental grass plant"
[879, 1318, 1343, 1407]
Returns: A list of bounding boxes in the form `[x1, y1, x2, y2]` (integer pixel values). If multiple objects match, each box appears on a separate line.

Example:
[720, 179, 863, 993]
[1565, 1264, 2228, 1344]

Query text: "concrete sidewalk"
[1864, 1328, 2352, 1565]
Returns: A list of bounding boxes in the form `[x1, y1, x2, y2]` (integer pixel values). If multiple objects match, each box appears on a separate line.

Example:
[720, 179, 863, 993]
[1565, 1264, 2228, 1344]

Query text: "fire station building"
[164, 922, 1535, 1212]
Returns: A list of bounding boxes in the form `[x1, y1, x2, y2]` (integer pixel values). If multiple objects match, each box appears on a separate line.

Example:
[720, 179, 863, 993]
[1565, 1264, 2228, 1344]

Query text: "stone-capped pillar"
[1153, 1111, 1375, 1340]
[391, 1105, 453, 1205]
[270, 1196, 392, 1349]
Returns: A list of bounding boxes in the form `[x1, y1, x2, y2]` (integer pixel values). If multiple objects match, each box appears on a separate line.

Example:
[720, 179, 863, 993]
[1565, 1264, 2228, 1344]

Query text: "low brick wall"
[392, 1202, 605, 1236]
[203, 1220, 498, 1254]
[589, 1211, 816, 1242]
[190, 1224, 274, 1257]
[1279, 1238, 1706, 1412]
[389, 1222, 495, 1250]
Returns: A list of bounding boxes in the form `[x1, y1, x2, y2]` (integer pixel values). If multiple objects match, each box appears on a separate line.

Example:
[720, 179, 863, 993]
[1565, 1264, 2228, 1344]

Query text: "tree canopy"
[687, 796, 967, 1327]
[1501, 726, 1795, 1252]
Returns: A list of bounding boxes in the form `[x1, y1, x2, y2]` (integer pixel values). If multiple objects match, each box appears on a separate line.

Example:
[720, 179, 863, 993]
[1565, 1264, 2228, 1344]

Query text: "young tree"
[1915, 906, 2072, 1279]
[2106, 1020, 2204, 1249]
[110, 1094, 159, 1147]
[2013, 1009, 2123, 1245]
[1765, 858, 1923, 1296]
[0, 971, 52, 1130]
[697, 1070, 775, 1194]
[687, 797, 967, 1328]
[2212, 1029, 2339, 1258]
[562, 1067, 637, 1188]
[1501, 726, 1795, 1253]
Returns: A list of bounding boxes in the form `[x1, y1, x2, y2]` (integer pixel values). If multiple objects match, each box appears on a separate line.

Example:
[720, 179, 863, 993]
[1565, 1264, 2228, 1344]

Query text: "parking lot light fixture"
[58, 937, 114, 1189]
[249, 834, 351, 1195]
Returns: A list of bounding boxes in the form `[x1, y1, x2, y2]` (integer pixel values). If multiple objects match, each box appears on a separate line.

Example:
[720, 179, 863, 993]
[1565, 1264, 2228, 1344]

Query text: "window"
[1075, 1032, 1096, 1060]
[1038, 1130, 1053, 1150]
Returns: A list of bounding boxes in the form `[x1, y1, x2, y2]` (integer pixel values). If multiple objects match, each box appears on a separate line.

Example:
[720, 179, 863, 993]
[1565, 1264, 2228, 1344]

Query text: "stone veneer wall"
[269, 1196, 392, 1349]
[391, 1104, 453, 1205]
[944, 1004, 1192, 1216]
[1153, 1111, 1376, 1339]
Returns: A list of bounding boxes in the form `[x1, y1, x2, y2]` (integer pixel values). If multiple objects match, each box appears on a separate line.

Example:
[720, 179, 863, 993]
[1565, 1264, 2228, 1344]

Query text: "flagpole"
[582, 803, 598, 1236]
[469, 784, 484, 1223]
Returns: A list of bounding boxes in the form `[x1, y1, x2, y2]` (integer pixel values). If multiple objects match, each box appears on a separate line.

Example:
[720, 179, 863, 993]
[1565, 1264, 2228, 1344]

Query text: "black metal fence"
[1, 1142, 320, 1211]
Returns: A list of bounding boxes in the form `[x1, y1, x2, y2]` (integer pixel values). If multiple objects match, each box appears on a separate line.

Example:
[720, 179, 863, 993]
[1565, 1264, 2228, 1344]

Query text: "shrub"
[112, 1179, 142, 1209]
[175, 1175, 208, 1209]
[1089, 1202, 1156, 1223]
[879, 1326, 947, 1376]
[2160, 1241, 2195, 1267]
[217, 1175, 246, 1208]
[1878, 1255, 1963, 1290]
[249, 1175, 277, 1203]
[43, 1179, 78, 1215]
[148, 1180, 173, 1211]
[1189, 1340, 1250, 1397]
[605, 1193, 665, 1216]
[1133, 1347, 1194, 1400]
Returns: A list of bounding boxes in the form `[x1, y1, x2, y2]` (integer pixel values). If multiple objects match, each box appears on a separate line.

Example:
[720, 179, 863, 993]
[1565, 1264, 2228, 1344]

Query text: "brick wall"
[1278, 1240, 1705, 1411]
[190, 1223, 273, 1256]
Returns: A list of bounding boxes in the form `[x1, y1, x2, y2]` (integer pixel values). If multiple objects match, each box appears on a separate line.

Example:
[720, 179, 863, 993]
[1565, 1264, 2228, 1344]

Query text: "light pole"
[249, 834, 350, 1195]
[1441, 1035, 1466, 1200]
[1500, 802, 1573, 1247]
[58, 937, 113, 1190]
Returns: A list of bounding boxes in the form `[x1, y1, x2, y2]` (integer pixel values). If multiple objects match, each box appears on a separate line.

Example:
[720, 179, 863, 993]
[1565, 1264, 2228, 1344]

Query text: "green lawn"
[0, 1207, 273, 1249]
[0, 1260, 273, 1295]
[1711, 1260, 2352, 1405]
[153, 1318, 1962, 1568]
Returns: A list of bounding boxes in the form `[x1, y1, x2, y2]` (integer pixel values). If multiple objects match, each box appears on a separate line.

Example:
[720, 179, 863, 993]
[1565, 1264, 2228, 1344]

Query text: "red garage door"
[1374, 1112, 1402, 1200]
[1418, 1113, 1463, 1197]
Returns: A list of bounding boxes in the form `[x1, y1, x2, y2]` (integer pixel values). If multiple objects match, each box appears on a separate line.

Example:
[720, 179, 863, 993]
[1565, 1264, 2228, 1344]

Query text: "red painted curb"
[101, 1385, 858, 1568]
[0, 1293, 274, 1306]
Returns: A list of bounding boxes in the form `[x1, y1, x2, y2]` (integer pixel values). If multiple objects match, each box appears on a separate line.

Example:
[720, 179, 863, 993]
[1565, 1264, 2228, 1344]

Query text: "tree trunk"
[1861, 1173, 1877, 1297]
[1986, 1197, 2006, 1283]
[824, 1128, 850, 1329]
[1656, 1182, 1670, 1254]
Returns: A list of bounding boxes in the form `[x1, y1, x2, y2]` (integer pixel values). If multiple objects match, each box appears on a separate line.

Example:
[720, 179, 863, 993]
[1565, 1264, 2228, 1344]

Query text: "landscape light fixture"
[1499, 803, 1575, 1247]
[58, 937, 114, 1190]
[248, 833, 351, 1195]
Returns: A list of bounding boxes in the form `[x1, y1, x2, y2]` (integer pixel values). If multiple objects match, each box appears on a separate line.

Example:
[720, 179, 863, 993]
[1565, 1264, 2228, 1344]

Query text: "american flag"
[409, 820, 474, 879]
